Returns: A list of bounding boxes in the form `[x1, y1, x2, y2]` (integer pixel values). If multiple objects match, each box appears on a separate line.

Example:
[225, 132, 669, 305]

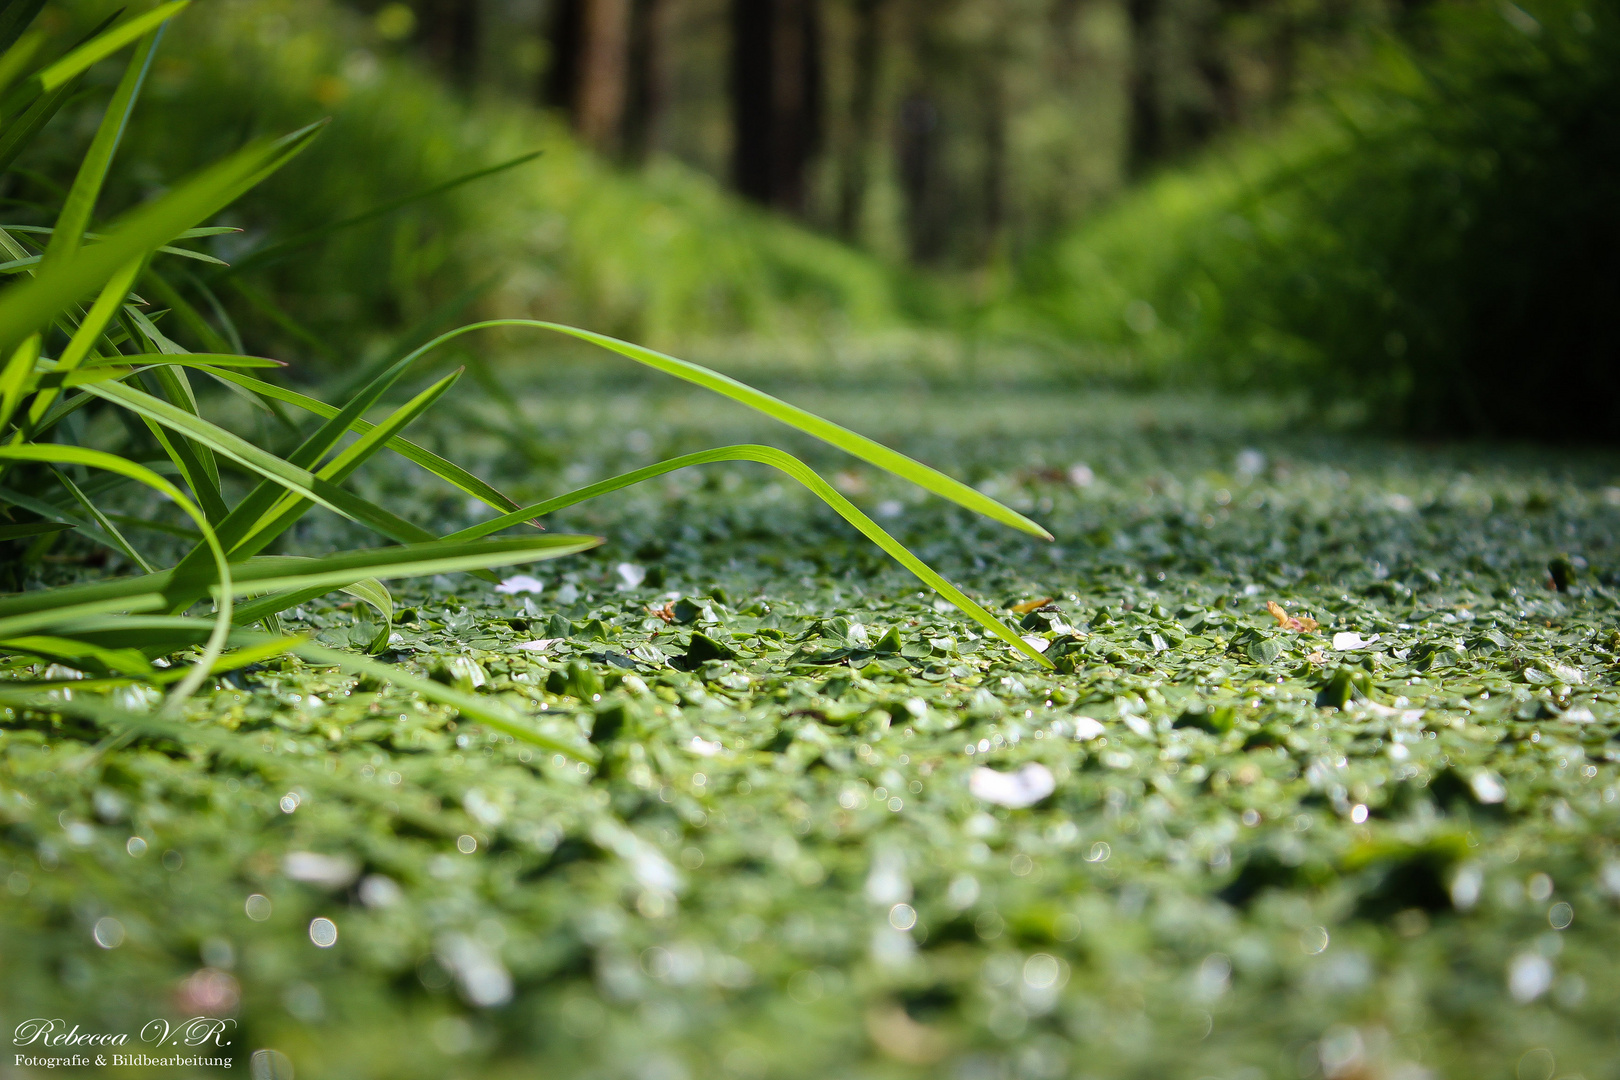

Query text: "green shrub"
[1018, 0, 1620, 439]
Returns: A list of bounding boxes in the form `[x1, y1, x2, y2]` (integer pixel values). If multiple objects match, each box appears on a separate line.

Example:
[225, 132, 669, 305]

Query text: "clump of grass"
[0, 1, 1048, 750]
[1015, 0, 1620, 439]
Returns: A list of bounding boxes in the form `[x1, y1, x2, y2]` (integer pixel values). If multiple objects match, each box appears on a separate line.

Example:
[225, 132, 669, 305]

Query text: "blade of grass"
[84, 378, 444, 548]
[0, 519, 71, 540]
[201, 367, 527, 519]
[0, 593, 166, 638]
[49, 463, 153, 572]
[232, 367, 465, 558]
[0, 441, 232, 706]
[400, 320, 1053, 540]
[42, 21, 165, 269]
[444, 443, 1053, 666]
[33, 2, 187, 92]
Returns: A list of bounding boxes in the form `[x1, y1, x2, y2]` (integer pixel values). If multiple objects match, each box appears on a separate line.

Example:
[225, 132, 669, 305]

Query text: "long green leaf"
[445, 443, 1053, 666]
[34, 2, 187, 91]
[83, 379, 433, 547]
[233, 368, 464, 558]
[399, 320, 1052, 540]
[202, 367, 526, 519]
[0, 120, 323, 359]
[0, 519, 71, 540]
[0, 594, 166, 638]
[215, 535, 599, 600]
[43, 22, 165, 269]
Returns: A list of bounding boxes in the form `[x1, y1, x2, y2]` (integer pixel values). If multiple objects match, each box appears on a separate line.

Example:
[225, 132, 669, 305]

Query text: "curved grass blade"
[401, 320, 1052, 540]
[83, 379, 441, 554]
[445, 444, 1052, 667]
[232, 367, 465, 559]
[0, 443, 231, 706]
[202, 367, 527, 519]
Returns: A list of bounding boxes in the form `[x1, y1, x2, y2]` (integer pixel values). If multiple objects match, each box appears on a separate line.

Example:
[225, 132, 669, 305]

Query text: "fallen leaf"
[1307, 650, 1325, 665]
[1011, 597, 1055, 615]
[1266, 600, 1318, 633]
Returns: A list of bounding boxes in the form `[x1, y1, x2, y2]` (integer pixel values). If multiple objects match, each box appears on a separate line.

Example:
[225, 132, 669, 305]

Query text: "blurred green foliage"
[1013, 0, 1620, 440]
[31, 0, 917, 365]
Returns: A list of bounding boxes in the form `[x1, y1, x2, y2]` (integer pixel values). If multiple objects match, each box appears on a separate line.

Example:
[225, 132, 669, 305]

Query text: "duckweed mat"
[4, 384, 1620, 1080]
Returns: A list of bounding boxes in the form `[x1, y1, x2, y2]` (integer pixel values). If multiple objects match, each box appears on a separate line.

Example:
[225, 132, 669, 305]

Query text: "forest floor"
[3, 376, 1619, 1080]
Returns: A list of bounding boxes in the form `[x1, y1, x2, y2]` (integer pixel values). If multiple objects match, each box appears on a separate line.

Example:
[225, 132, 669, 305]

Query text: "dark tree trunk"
[980, 70, 1006, 261]
[1125, 0, 1161, 175]
[418, 0, 481, 88]
[543, 0, 585, 112]
[623, 0, 672, 163]
[896, 91, 944, 263]
[837, 0, 884, 239]
[577, 0, 633, 154]
[731, 0, 823, 214]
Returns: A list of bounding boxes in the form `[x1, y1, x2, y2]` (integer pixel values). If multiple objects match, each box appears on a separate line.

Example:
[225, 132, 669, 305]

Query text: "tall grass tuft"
[0, 0, 1049, 756]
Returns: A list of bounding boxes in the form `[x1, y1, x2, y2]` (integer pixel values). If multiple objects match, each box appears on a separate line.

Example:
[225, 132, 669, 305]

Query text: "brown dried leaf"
[1266, 600, 1319, 633]
[1011, 597, 1055, 615]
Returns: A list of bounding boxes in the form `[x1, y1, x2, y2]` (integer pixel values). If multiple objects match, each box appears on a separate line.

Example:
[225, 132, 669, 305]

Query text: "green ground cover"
[4, 380, 1619, 1079]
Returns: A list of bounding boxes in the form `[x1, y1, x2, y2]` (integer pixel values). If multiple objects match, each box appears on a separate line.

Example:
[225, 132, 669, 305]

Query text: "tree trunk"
[419, 0, 481, 89]
[1125, 0, 1161, 175]
[896, 90, 943, 263]
[577, 0, 634, 154]
[623, 0, 672, 164]
[837, 0, 884, 239]
[542, 0, 584, 112]
[731, 0, 823, 213]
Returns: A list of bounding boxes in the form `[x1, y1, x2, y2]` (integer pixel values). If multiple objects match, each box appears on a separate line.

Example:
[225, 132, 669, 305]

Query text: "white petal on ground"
[1470, 770, 1507, 804]
[616, 563, 647, 588]
[494, 575, 545, 595]
[436, 933, 513, 1008]
[686, 736, 723, 757]
[1071, 716, 1105, 740]
[969, 763, 1057, 808]
[1332, 631, 1380, 650]
[282, 852, 359, 889]
[1021, 635, 1051, 653]
[516, 639, 560, 653]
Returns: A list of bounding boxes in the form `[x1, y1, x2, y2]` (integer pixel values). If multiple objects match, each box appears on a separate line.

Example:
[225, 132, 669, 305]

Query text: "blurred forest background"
[21, 0, 1620, 438]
